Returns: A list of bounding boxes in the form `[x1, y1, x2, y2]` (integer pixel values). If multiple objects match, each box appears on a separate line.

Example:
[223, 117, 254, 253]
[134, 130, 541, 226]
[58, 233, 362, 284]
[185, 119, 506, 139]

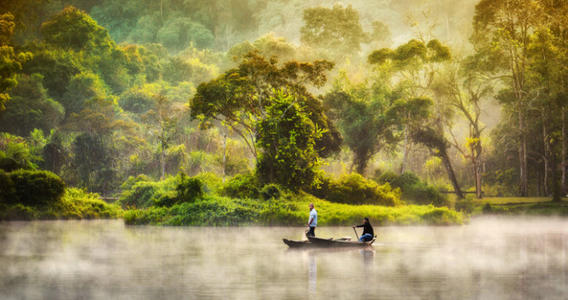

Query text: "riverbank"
[472, 197, 568, 216]
[0, 188, 122, 221]
[123, 193, 465, 226]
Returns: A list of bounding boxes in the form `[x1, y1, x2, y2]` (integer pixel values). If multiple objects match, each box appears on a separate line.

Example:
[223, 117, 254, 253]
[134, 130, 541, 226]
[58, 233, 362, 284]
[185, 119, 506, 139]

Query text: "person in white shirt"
[307, 203, 317, 237]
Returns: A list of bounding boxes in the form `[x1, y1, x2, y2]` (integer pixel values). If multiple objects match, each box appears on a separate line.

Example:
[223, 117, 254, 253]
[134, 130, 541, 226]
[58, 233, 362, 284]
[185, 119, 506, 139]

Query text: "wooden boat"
[307, 235, 375, 248]
[282, 236, 374, 248]
[282, 239, 312, 248]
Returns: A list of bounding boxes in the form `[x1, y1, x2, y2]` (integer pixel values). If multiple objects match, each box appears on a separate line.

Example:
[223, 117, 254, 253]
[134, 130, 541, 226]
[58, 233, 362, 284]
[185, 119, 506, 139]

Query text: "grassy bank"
[0, 188, 122, 221]
[472, 197, 568, 216]
[124, 193, 465, 226]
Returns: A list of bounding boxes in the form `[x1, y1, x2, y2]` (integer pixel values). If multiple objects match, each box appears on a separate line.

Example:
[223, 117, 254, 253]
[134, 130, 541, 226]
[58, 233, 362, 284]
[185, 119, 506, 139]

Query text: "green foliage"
[455, 197, 475, 213]
[157, 17, 214, 51]
[0, 13, 32, 111]
[0, 169, 15, 202]
[119, 173, 206, 208]
[6, 169, 65, 206]
[0, 73, 64, 136]
[40, 6, 114, 52]
[0, 133, 41, 170]
[176, 173, 204, 203]
[21, 44, 82, 99]
[377, 171, 448, 206]
[124, 193, 464, 226]
[221, 173, 260, 199]
[61, 71, 107, 117]
[0, 187, 122, 220]
[324, 173, 401, 206]
[323, 76, 398, 174]
[118, 85, 155, 113]
[301, 4, 366, 53]
[260, 183, 282, 200]
[256, 91, 322, 190]
[368, 39, 451, 67]
[191, 52, 339, 160]
[118, 175, 177, 208]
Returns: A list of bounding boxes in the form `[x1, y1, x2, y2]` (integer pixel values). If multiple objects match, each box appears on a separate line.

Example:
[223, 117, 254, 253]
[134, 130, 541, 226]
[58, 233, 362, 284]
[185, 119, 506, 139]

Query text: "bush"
[0, 188, 122, 221]
[118, 176, 177, 208]
[9, 170, 65, 206]
[176, 174, 204, 203]
[260, 183, 282, 200]
[119, 173, 205, 208]
[326, 173, 401, 206]
[0, 170, 16, 203]
[376, 171, 448, 207]
[455, 198, 474, 213]
[221, 173, 260, 199]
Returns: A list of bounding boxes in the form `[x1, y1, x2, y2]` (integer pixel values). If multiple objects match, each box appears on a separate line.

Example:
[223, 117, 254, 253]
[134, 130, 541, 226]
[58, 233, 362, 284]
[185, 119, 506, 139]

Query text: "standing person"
[307, 203, 317, 237]
[353, 217, 374, 242]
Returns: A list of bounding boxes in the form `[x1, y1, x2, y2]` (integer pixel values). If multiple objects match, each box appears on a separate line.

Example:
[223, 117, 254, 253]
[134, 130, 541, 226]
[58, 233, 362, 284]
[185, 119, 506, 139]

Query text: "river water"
[1, 217, 567, 299]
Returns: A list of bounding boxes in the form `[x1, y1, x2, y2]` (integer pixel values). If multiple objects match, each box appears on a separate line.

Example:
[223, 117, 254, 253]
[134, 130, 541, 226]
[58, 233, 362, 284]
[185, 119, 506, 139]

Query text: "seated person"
[353, 217, 374, 242]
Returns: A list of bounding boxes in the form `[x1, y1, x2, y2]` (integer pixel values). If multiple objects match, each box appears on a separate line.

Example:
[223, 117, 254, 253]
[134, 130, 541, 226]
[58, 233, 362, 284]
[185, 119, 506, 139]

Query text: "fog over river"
[1, 217, 568, 299]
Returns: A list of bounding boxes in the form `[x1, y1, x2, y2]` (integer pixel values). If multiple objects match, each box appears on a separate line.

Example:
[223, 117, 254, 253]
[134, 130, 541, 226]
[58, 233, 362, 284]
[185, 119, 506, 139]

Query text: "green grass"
[478, 197, 567, 204]
[470, 197, 568, 216]
[124, 193, 465, 226]
[0, 188, 123, 221]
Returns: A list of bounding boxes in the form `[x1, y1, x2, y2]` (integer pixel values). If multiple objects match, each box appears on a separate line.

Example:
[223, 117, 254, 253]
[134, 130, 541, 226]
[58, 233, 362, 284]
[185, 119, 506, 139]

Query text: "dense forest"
[0, 0, 567, 224]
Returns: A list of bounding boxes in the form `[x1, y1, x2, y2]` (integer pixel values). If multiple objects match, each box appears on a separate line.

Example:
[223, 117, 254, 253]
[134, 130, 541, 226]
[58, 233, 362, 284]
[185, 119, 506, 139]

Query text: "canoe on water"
[283, 236, 375, 248]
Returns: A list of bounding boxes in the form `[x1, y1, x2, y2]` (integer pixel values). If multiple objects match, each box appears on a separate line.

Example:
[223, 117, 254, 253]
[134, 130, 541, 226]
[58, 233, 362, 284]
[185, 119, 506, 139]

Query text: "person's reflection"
[308, 251, 317, 297]
[359, 248, 374, 297]
[361, 248, 375, 265]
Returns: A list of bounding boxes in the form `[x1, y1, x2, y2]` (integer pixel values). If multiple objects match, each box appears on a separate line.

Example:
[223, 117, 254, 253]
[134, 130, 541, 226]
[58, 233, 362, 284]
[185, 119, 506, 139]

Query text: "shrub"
[455, 198, 474, 213]
[118, 176, 177, 208]
[0, 170, 16, 203]
[326, 173, 401, 206]
[119, 173, 205, 208]
[260, 183, 282, 200]
[176, 174, 204, 203]
[221, 173, 260, 199]
[9, 170, 65, 206]
[376, 171, 448, 207]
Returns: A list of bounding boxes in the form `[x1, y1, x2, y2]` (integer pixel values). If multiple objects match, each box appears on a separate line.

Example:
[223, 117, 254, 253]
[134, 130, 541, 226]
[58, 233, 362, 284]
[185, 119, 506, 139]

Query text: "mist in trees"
[1, 0, 567, 203]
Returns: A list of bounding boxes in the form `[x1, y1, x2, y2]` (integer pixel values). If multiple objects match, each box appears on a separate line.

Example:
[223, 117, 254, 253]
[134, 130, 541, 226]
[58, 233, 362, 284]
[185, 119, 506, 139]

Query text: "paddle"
[352, 226, 359, 240]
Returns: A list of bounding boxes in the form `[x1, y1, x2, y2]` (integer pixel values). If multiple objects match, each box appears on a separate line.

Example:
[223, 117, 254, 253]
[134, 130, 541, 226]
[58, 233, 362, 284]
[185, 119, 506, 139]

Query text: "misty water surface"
[1, 217, 568, 299]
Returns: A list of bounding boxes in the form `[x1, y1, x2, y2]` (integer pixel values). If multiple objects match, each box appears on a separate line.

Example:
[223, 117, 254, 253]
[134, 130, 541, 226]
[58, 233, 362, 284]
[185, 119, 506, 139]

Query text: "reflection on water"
[1, 217, 568, 299]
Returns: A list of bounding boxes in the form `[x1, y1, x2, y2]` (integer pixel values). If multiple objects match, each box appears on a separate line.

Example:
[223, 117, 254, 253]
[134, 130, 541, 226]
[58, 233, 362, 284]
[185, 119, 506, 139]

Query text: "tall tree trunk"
[160, 147, 166, 179]
[400, 125, 409, 174]
[440, 150, 464, 199]
[222, 131, 227, 183]
[473, 159, 482, 198]
[519, 109, 528, 196]
[551, 148, 562, 202]
[543, 110, 550, 196]
[562, 107, 566, 195]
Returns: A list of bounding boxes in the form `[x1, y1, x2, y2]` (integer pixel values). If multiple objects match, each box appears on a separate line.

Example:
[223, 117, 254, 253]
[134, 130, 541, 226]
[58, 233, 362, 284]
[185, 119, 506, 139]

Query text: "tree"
[472, 0, 544, 196]
[0, 13, 31, 112]
[367, 38, 463, 197]
[368, 39, 451, 174]
[434, 57, 494, 198]
[40, 6, 114, 52]
[142, 94, 181, 179]
[323, 74, 397, 174]
[256, 90, 322, 190]
[0, 73, 64, 136]
[60, 72, 106, 119]
[191, 52, 340, 161]
[300, 4, 367, 54]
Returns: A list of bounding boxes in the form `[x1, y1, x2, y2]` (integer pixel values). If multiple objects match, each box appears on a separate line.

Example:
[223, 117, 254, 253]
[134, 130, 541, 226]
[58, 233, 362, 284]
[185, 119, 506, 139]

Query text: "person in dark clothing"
[353, 217, 374, 242]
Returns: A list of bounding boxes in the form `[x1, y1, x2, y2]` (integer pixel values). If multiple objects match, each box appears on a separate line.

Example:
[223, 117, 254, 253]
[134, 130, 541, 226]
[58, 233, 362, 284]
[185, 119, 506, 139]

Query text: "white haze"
[1, 217, 568, 299]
